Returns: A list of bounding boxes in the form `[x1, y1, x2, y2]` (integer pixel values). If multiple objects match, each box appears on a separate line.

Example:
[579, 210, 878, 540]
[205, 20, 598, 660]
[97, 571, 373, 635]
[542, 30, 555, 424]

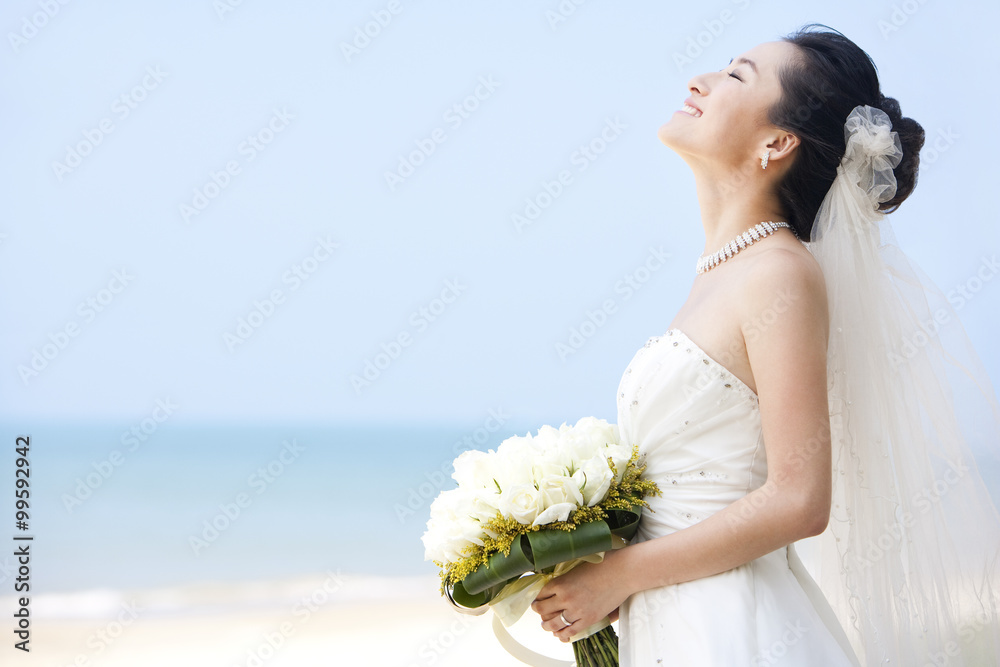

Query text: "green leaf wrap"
[450, 506, 643, 605]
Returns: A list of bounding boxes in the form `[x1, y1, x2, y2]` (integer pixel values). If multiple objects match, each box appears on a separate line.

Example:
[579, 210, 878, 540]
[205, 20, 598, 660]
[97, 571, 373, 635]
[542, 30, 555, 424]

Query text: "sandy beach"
[2, 573, 582, 666]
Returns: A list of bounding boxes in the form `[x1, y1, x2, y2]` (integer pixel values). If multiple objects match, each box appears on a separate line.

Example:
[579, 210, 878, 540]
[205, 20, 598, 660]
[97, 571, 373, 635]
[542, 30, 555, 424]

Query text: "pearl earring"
[760, 150, 770, 170]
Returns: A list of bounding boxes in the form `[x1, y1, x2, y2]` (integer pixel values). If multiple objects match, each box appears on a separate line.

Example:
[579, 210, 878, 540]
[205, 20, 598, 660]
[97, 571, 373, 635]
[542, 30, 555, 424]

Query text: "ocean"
[0, 419, 536, 595]
[3, 417, 998, 598]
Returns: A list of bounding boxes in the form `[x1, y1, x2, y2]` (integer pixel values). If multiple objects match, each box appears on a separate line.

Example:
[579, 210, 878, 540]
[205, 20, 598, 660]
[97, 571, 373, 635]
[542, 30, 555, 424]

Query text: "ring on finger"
[560, 612, 573, 628]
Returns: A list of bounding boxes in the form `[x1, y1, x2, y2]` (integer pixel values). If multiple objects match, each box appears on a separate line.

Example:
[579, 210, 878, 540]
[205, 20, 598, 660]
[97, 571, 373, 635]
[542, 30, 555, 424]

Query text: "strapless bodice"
[616, 328, 766, 538]
[615, 328, 860, 666]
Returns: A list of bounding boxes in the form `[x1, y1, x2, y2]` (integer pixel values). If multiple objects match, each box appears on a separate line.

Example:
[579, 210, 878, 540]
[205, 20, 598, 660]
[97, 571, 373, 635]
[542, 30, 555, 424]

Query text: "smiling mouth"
[680, 104, 702, 117]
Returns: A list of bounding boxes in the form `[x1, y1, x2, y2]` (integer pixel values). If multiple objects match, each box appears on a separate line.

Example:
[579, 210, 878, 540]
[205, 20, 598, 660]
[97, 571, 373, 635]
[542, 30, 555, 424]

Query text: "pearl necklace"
[696, 221, 792, 274]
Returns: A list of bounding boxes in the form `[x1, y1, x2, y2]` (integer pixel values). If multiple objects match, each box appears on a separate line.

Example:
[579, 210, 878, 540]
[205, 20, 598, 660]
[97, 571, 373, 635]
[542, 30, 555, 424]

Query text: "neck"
[691, 164, 790, 255]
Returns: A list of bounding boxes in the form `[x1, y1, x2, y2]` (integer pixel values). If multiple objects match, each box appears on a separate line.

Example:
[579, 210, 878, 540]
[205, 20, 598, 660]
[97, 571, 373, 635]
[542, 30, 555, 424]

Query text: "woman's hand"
[530, 549, 633, 642]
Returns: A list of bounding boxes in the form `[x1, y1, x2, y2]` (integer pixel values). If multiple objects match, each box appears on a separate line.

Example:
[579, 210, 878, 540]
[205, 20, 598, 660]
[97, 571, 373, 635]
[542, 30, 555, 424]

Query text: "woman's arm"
[533, 249, 833, 641]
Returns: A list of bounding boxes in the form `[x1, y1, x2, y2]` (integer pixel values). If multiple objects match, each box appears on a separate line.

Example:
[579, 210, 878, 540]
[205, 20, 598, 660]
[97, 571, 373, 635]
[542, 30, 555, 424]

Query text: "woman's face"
[658, 40, 799, 173]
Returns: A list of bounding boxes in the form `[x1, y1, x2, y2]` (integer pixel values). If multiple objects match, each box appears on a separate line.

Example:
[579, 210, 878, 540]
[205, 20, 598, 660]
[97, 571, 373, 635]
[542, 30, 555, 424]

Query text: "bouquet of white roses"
[422, 417, 659, 666]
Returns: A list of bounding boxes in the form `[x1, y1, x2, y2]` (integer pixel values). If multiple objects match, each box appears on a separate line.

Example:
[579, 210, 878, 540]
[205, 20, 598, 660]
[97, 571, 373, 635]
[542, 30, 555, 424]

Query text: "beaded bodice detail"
[617, 328, 864, 666]
[616, 329, 766, 531]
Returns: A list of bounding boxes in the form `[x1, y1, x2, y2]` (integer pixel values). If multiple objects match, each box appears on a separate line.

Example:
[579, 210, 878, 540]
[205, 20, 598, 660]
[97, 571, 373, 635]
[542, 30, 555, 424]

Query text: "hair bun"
[778, 26, 928, 236]
[876, 94, 925, 213]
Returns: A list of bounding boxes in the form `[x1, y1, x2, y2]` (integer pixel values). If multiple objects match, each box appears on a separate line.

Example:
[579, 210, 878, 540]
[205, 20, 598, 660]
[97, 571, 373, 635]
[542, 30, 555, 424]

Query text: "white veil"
[798, 105, 1000, 665]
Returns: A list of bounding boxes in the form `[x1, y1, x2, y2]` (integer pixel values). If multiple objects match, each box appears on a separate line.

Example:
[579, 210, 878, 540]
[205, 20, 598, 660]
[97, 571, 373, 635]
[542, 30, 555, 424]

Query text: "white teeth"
[682, 104, 702, 117]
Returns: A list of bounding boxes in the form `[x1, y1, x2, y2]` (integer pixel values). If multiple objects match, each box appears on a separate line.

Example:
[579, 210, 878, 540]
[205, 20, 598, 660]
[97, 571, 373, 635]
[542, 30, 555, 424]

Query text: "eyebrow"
[729, 56, 758, 75]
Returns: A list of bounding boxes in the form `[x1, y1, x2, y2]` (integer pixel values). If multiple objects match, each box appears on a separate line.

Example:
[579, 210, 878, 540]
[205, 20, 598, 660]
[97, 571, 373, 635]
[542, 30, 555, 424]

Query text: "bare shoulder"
[738, 244, 829, 346]
[743, 244, 825, 292]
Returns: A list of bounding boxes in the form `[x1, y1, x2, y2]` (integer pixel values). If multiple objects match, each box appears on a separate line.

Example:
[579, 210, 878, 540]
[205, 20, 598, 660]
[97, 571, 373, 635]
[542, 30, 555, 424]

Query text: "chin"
[657, 119, 684, 149]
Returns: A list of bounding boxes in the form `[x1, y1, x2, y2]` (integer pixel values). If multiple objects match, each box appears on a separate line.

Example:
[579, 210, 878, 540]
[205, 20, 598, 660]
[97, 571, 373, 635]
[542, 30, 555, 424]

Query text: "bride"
[530, 24, 1000, 665]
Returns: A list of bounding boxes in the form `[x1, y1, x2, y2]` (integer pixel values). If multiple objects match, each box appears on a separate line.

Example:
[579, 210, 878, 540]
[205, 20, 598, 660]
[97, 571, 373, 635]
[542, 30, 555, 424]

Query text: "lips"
[679, 96, 703, 117]
[680, 104, 702, 117]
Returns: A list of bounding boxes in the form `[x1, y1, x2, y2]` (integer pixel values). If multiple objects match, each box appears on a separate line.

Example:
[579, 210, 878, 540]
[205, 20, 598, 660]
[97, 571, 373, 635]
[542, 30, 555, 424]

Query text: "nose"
[686, 72, 709, 98]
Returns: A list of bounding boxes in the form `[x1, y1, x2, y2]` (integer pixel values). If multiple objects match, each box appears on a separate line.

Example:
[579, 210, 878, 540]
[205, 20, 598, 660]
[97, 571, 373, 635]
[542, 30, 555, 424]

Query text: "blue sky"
[2, 0, 998, 428]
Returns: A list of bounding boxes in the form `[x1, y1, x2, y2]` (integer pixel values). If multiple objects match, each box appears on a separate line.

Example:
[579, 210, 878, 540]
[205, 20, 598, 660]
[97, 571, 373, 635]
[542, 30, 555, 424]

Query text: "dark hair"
[771, 24, 925, 239]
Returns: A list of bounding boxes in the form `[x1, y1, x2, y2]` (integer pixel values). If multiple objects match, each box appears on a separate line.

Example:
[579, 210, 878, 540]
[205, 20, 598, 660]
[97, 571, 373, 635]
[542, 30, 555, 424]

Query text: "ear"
[765, 131, 800, 164]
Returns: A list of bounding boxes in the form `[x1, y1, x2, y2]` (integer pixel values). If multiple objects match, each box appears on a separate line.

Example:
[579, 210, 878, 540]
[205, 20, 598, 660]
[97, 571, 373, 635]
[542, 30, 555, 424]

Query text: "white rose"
[605, 443, 632, 484]
[561, 429, 599, 463]
[452, 449, 495, 490]
[575, 416, 615, 438]
[532, 502, 577, 526]
[571, 415, 601, 434]
[470, 489, 501, 523]
[574, 456, 614, 506]
[493, 436, 545, 493]
[555, 418, 617, 469]
[537, 473, 584, 508]
[422, 514, 483, 564]
[422, 489, 485, 564]
[496, 456, 535, 491]
[497, 431, 541, 459]
[498, 483, 542, 525]
[421, 517, 447, 563]
[529, 424, 563, 456]
[531, 459, 568, 484]
[492, 435, 540, 491]
[427, 487, 462, 520]
[532, 474, 584, 526]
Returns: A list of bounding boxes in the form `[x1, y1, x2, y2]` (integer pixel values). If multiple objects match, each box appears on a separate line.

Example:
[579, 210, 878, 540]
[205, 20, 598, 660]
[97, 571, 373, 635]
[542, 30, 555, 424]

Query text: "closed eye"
[723, 58, 743, 82]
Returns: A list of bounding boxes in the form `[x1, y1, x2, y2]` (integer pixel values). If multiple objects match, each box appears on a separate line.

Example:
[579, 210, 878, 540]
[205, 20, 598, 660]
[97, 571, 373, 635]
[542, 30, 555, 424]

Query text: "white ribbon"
[461, 534, 628, 666]
[488, 555, 607, 666]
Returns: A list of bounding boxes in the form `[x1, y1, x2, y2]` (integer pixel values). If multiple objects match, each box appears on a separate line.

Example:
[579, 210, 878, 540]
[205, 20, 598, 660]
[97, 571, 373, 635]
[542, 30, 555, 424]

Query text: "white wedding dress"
[616, 327, 861, 666]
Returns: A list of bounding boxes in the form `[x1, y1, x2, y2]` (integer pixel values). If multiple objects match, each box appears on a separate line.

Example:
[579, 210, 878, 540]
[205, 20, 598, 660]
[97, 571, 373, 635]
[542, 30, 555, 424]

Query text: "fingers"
[538, 609, 581, 637]
[550, 614, 578, 643]
[532, 587, 583, 642]
[553, 621, 577, 643]
[541, 612, 571, 634]
[530, 594, 558, 617]
[538, 610, 564, 632]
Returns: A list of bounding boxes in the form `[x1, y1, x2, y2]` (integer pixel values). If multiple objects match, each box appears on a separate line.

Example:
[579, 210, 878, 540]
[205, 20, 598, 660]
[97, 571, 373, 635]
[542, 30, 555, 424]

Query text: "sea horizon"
[0, 418, 547, 595]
